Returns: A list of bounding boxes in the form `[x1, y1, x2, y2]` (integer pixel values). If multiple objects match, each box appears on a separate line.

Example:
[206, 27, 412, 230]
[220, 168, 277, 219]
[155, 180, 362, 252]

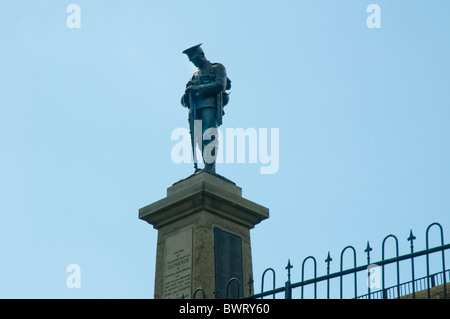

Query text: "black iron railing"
[189, 222, 449, 299]
[246, 222, 449, 299]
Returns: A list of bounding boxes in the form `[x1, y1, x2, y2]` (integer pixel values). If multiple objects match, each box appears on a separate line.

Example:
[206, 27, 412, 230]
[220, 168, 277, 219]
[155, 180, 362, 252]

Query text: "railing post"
[407, 229, 416, 299]
[285, 281, 292, 299]
[285, 259, 293, 299]
[365, 241, 372, 299]
[248, 275, 254, 297]
[325, 252, 333, 299]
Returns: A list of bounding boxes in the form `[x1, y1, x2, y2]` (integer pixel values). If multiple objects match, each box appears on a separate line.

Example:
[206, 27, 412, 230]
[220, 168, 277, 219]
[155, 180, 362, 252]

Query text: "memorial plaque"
[214, 227, 244, 299]
[163, 227, 193, 299]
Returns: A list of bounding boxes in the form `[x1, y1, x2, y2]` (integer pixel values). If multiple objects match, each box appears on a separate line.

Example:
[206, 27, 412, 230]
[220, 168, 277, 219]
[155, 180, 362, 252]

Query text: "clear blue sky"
[1, 0, 449, 298]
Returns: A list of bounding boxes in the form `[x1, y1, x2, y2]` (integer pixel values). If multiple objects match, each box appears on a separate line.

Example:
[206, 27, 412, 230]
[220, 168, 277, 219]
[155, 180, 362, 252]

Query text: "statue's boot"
[203, 162, 216, 174]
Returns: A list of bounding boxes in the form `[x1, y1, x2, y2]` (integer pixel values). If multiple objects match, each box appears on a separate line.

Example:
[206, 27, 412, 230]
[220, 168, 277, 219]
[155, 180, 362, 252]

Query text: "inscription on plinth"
[163, 226, 193, 299]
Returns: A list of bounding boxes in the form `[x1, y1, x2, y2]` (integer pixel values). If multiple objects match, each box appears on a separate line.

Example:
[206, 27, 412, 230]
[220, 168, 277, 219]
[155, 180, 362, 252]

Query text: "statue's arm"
[196, 64, 227, 97]
[181, 76, 196, 107]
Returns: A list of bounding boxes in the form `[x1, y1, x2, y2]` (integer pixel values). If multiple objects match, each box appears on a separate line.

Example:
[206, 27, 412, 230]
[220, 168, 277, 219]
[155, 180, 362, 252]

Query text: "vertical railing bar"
[426, 222, 447, 299]
[285, 260, 293, 299]
[382, 234, 401, 299]
[301, 256, 317, 299]
[192, 288, 206, 299]
[339, 245, 357, 299]
[226, 277, 240, 299]
[261, 268, 276, 300]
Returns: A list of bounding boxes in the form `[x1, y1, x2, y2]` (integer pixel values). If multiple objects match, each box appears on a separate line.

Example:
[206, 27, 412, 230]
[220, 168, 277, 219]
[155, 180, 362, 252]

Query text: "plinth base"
[139, 171, 269, 299]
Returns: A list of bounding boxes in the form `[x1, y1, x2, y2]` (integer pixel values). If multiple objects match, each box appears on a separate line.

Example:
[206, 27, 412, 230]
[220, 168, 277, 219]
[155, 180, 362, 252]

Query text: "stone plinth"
[139, 171, 269, 299]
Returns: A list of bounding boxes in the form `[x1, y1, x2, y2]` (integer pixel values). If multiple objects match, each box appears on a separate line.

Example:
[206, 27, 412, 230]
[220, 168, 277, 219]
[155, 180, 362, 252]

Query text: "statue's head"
[182, 43, 206, 68]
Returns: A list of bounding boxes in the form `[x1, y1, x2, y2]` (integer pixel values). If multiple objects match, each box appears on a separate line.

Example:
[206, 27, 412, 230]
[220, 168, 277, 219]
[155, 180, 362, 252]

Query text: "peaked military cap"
[182, 43, 204, 57]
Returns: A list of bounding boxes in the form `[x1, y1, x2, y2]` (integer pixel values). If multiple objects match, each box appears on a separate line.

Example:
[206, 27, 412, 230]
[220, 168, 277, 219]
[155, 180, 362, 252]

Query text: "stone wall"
[401, 282, 450, 299]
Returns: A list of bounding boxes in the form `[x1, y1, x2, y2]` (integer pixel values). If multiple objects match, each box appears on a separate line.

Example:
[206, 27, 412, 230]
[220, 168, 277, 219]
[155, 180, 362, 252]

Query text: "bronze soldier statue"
[181, 44, 231, 174]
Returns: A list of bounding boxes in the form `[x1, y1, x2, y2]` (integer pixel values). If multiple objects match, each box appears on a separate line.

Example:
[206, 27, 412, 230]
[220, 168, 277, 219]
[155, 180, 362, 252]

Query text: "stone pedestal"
[139, 171, 269, 299]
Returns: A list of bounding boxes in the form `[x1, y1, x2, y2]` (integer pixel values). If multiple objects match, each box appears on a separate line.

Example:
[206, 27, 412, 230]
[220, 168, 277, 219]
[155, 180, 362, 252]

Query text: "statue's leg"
[201, 108, 218, 174]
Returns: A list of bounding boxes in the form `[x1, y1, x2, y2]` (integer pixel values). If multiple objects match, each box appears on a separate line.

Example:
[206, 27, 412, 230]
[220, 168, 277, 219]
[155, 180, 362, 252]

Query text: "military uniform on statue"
[180, 43, 231, 174]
